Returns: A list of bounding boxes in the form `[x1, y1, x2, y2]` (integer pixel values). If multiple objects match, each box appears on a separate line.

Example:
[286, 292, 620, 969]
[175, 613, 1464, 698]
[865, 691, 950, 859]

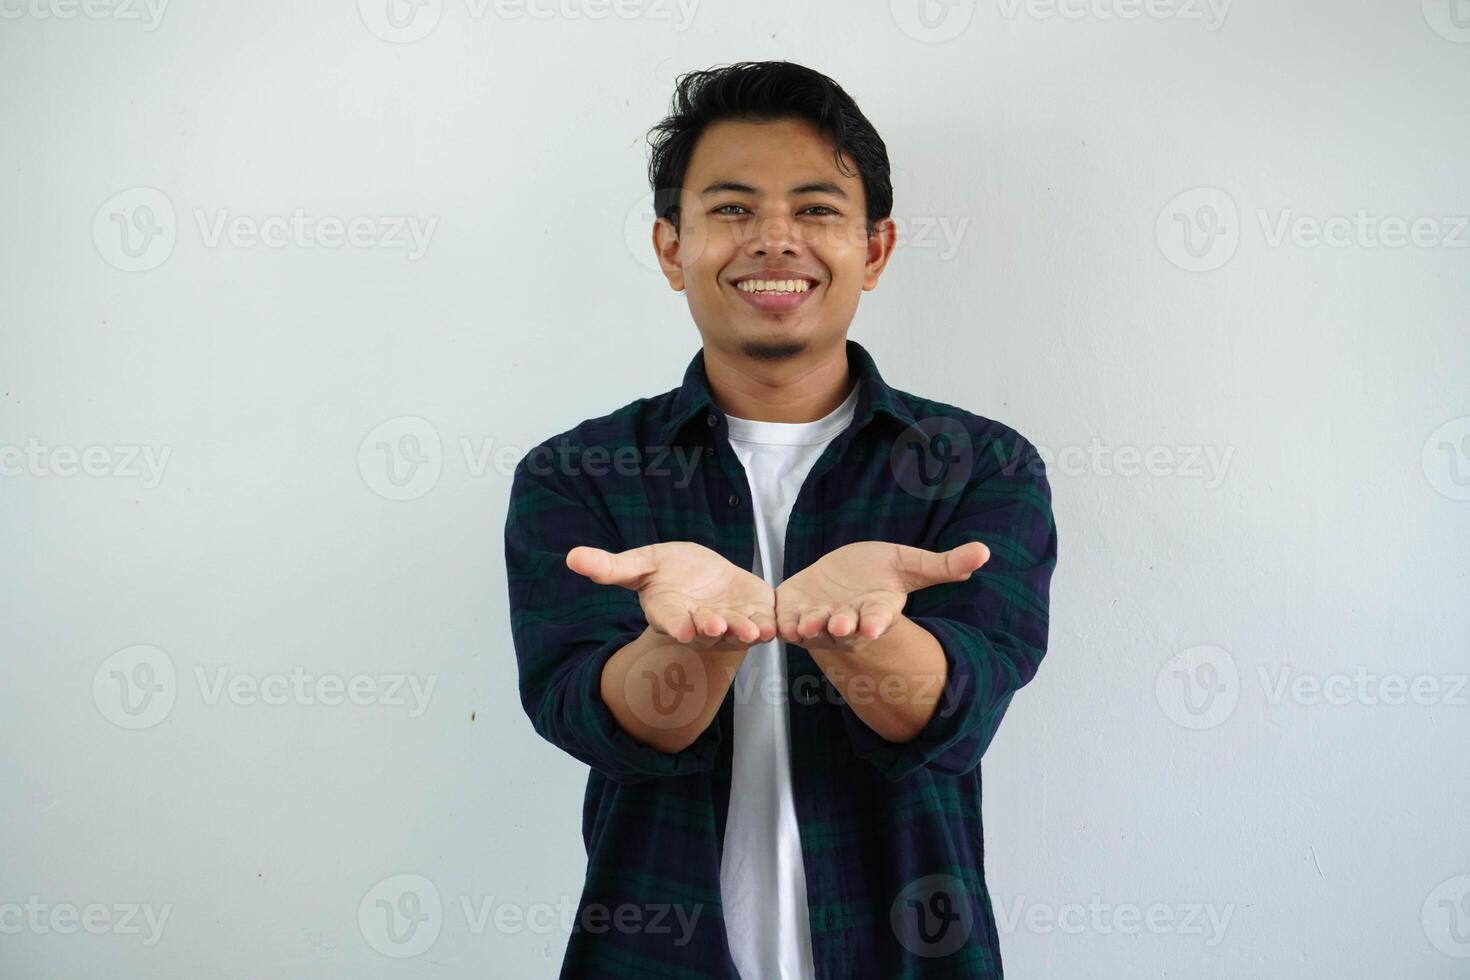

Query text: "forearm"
[600, 624, 747, 754]
[806, 613, 948, 743]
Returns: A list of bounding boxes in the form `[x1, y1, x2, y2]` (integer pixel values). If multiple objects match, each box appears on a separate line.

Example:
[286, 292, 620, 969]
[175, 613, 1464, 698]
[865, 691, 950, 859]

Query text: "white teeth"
[736, 278, 811, 294]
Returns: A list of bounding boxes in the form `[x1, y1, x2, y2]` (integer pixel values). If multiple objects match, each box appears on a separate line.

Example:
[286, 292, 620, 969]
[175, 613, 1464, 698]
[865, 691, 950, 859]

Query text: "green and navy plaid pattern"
[504, 338, 1057, 979]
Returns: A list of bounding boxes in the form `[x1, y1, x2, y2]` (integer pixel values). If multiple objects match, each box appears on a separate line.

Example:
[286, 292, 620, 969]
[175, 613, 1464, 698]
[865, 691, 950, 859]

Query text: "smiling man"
[504, 61, 1058, 979]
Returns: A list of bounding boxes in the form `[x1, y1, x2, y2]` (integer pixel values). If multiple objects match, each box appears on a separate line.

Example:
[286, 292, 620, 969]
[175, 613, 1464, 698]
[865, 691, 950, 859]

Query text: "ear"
[862, 216, 898, 291]
[652, 215, 685, 291]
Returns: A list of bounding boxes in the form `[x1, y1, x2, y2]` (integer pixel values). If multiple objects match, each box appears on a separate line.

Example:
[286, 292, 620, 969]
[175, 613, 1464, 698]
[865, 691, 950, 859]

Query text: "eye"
[711, 204, 839, 217]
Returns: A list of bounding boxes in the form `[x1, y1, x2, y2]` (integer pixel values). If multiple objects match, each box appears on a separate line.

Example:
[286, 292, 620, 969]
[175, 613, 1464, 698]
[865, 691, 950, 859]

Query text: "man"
[504, 60, 1057, 979]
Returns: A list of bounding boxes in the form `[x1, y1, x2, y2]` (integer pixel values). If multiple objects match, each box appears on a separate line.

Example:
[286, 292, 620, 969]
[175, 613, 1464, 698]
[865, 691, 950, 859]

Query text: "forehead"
[684, 117, 861, 196]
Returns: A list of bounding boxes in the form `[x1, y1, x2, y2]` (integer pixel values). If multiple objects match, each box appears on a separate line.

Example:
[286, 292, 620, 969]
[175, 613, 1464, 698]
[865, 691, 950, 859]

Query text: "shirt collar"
[655, 338, 917, 447]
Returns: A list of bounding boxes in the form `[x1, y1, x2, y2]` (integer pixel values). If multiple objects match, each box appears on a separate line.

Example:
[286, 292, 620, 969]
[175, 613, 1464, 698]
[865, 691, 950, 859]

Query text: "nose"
[745, 212, 802, 257]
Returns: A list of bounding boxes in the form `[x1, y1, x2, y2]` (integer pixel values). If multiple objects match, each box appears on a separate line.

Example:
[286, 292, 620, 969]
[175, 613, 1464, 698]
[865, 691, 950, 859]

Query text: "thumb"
[945, 540, 991, 579]
[894, 540, 990, 593]
[565, 544, 656, 589]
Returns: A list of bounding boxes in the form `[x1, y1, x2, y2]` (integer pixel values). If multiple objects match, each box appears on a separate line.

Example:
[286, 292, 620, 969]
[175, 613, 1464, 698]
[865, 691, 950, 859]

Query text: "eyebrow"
[699, 180, 850, 199]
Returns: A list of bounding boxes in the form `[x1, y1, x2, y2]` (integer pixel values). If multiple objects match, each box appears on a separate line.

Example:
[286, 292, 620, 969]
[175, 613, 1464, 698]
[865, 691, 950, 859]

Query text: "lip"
[728, 278, 820, 314]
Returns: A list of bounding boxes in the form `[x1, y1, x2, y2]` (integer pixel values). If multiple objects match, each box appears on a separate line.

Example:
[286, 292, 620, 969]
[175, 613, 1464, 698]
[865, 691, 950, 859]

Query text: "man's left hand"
[774, 540, 990, 652]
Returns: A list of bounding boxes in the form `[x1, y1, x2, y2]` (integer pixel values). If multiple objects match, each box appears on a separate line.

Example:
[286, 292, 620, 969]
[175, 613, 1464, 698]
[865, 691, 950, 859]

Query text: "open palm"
[775, 540, 990, 650]
[566, 541, 777, 654]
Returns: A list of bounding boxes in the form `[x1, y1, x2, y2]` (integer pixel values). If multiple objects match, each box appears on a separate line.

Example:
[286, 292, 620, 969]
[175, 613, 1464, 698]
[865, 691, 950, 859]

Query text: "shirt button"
[704, 446, 714, 458]
[706, 413, 718, 428]
[727, 493, 740, 508]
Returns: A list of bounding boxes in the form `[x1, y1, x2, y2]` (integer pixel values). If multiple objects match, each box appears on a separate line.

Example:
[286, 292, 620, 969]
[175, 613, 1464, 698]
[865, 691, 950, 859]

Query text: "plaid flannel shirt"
[504, 338, 1057, 978]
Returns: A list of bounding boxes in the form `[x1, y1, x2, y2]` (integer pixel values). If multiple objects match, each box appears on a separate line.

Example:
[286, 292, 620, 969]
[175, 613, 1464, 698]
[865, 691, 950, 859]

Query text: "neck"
[702, 339, 855, 423]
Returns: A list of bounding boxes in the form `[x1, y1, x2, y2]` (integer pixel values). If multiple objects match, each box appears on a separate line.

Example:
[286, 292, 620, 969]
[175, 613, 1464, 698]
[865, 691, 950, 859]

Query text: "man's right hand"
[566, 542, 777, 654]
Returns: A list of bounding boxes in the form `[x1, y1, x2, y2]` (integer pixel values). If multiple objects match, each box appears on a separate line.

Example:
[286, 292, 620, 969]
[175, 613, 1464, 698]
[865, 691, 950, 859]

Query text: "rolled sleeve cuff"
[838, 616, 1005, 782]
[560, 627, 724, 785]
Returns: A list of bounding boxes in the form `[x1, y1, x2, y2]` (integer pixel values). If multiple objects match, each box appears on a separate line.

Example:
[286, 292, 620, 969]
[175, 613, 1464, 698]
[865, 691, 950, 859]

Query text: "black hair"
[645, 60, 893, 239]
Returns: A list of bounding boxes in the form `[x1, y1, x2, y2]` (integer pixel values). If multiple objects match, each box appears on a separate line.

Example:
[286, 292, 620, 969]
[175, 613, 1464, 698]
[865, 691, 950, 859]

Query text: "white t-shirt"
[718, 378, 861, 980]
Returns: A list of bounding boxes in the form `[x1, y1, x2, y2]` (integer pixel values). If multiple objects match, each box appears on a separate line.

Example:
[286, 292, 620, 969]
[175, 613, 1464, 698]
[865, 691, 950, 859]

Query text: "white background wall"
[2, 1, 1468, 977]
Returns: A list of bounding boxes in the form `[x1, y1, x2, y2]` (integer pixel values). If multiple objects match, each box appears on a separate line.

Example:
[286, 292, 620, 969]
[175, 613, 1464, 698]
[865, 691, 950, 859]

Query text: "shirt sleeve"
[503, 451, 723, 786]
[839, 433, 1057, 781]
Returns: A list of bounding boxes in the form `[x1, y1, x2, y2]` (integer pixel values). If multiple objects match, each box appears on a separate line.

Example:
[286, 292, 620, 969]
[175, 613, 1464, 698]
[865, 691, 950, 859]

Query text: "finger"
[775, 601, 803, 643]
[692, 605, 728, 639]
[826, 606, 860, 638]
[797, 607, 833, 639]
[722, 612, 759, 644]
[855, 598, 895, 639]
[648, 600, 697, 645]
[749, 609, 779, 644]
[565, 544, 656, 589]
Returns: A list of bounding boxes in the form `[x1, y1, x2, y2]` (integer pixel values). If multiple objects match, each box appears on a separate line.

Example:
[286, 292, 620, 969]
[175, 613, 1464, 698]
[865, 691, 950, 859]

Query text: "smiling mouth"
[731, 278, 816, 295]
[728, 278, 819, 312]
